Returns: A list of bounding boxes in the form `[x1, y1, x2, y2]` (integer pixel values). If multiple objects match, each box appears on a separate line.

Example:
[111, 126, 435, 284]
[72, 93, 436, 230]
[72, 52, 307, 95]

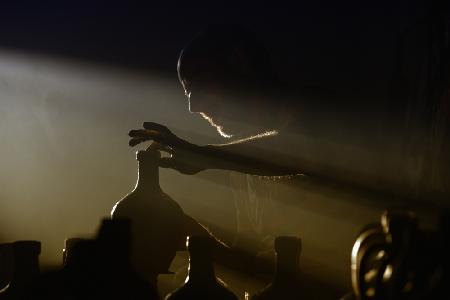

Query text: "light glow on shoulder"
[228, 129, 279, 145]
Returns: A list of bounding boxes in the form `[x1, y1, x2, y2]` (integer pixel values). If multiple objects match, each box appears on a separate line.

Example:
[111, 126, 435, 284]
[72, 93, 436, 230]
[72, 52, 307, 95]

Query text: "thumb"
[159, 157, 177, 169]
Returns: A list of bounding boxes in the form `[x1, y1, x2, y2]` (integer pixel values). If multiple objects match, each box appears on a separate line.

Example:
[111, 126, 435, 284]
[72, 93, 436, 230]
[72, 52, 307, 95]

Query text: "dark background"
[0, 0, 429, 96]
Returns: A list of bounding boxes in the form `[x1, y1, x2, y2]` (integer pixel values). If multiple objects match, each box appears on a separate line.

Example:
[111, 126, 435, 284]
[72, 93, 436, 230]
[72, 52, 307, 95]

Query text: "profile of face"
[180, 77, 244, 138]
[177, 26, 278, 138]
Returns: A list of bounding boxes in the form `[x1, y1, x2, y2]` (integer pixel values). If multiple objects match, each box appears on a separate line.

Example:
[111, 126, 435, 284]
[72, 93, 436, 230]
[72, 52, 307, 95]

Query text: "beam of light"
[0, 45, 443, 297]
[226, 129, 278, 145]
[0, 47, 211, 267]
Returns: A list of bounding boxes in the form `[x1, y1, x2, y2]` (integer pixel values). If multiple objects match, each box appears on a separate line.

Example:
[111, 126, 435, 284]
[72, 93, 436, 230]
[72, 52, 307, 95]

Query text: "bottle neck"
[135, 161, 160, 192]
[186, 252, 216, 285]
[273, 252, 300, 283]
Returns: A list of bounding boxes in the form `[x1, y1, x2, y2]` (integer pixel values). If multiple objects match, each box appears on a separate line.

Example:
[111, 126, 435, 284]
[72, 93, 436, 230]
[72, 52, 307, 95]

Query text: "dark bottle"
[165, 236, 239, 300]
[62, 237, 85, 266]
[0, 243, 12, 292]
[250, 236, 302, 300]
[33, 238, 97, 299]
[34, 219, 159, 300]
[111, 145, 186, 285]
[92, 218, 159, 300]
[0, 240, 41, 299]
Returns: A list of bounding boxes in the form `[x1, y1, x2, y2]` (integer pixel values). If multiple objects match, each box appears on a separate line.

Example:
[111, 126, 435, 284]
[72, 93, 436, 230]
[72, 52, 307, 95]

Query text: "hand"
[129, 122, 207, 175]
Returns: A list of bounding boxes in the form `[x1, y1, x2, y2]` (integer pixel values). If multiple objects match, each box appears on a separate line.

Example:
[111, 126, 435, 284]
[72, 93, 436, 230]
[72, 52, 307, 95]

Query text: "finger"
[143, 122, 170, 134]
[129, 129, 162, 137]
[129, 129, 167, 144]
[129, 137, 148, 147]
[128, 129, 149, 138]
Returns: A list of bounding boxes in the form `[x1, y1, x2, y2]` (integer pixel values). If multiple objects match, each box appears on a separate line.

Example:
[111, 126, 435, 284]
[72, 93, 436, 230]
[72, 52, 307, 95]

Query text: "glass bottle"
[35, 219, 159, 299]
[111, 145, 185, 285]
[93, 218, 159, 300]
[0, 243, 12, 293]
[165, 236, 239, 300]
[250, 236, 302, 300]
[0, 240, 41, 299]
[62, 237, 85, 266]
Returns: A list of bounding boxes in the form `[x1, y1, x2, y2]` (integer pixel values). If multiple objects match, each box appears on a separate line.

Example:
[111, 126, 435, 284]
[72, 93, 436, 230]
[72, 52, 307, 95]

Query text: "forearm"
[199, 143, 301, 176]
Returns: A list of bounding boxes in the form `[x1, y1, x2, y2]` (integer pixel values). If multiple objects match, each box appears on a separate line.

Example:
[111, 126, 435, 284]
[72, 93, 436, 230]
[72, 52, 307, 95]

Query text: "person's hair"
[177, 24, 280, 92]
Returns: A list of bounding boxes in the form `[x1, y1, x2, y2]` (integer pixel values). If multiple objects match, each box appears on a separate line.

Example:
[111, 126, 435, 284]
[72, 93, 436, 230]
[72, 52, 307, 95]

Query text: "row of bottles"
[2, 212, 449, 299]
[0, 220, 160, 300]
[0, 225, 303, 299]
[166, 235, 302, 300]
[1, 145, 448, 299]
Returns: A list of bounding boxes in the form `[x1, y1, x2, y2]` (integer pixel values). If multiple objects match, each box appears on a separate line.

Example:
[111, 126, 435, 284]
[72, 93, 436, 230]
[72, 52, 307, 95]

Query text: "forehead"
[180, 72, 224, 92]
[178, 57, 230, 88]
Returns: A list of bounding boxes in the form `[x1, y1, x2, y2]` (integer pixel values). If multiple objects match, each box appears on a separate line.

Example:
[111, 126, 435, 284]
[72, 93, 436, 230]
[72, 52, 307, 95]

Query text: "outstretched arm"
[129, 122, 302, 176]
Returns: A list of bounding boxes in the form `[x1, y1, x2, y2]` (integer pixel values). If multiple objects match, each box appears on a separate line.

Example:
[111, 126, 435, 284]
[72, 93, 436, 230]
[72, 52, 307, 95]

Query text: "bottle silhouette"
[93, 218, 159, 299]
[111, 145, 188, 285]
[250, 236, 302, 300]
[0, 241, 40, 299]
[33, 238, 97, 299]
[33, 219, 159, 299]
[62, 237, 85, 266]
[165, 236, 239, 300]
[0, 243, 12, 292]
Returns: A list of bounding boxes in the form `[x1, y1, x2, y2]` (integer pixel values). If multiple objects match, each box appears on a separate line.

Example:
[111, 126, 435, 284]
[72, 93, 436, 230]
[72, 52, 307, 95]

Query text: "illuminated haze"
[0, 48, 445, 294]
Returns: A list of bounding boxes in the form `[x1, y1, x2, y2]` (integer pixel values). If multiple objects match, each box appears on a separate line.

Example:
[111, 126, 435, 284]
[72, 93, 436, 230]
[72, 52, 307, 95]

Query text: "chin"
[199, 112, 233, 138]
[214, 124, 233, 139]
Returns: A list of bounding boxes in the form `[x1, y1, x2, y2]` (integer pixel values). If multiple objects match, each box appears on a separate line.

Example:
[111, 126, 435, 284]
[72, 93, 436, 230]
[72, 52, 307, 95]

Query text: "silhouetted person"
[165, 236, 239, 300]
[0, 241, 40, 300]
[129, 25, 298, 177]
[128, 24, 304, 256]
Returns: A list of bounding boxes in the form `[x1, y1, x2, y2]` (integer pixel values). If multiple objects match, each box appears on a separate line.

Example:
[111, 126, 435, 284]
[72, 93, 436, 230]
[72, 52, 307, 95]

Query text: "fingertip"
[144, 122, 168, 133]
[129, 129, 143, 137]
[129, 138, 141, 147]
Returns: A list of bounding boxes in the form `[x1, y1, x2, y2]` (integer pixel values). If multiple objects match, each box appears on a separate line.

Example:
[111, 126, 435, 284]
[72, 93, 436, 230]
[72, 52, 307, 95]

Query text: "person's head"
[177, 24, 280, 137]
